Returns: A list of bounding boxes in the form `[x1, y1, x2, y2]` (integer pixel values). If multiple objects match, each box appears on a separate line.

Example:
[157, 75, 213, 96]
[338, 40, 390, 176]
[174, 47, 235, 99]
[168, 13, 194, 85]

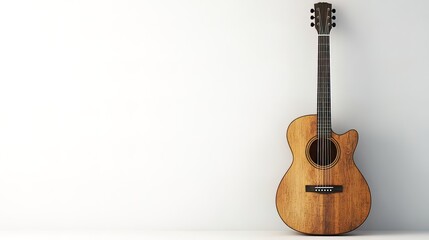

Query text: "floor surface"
[0, 230, 427, 239]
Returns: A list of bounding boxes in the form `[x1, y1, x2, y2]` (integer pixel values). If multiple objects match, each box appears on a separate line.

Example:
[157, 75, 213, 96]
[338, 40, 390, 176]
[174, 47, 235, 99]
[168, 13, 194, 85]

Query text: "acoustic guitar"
[275, 2, 371, 235]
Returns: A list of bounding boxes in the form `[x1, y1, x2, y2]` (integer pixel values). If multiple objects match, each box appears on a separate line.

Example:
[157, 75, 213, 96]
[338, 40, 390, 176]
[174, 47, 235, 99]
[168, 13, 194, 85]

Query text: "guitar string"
[317, 31, 320, 188]
[319, 35, 324, 188]
[318, 27, 332, 188]
[320, 35, 326, 188]
[322, 34, 325, 188]
[317, 33, 323, 186]
[330, 14, 332, 189]
[319, 34, 330, 188]
[328, 35, 331, 188]
[325, 34, 328, 188]
[318, 34, 321, 187]
[324, 35, 327, 188]
[323, 34, 328, 186]
[321, 33, 326, 186]
[329, 35, 332, 189]
[317, 33, 320, 188]
[324, 19, 327, 188]
[327, 35, 330, 188]
[320, 33, 326, 227]
[318, 34, 323, 186]
[320, 35, 323, 188]
[319, 35, 325, 188]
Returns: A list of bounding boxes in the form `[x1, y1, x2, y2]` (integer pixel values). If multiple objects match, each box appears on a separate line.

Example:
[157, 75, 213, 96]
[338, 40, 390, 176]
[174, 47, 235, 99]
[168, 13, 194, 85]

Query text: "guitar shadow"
[331, 3, 429, 231]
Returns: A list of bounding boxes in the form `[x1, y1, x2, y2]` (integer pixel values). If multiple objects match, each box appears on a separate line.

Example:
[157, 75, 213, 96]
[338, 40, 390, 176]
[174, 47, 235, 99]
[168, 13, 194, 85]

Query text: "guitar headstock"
[310, 2, 336, 35]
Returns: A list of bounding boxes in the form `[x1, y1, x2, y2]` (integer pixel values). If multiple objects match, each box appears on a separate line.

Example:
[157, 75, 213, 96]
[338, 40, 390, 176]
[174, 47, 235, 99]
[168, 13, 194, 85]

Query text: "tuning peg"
[332, 23, 336, 27]
[311, 22, 315, 27]
[332, 9, 336, 13]
[310, 15, 315, 19]
[310, 8, 315, 13]
[332, 16, 336, 20]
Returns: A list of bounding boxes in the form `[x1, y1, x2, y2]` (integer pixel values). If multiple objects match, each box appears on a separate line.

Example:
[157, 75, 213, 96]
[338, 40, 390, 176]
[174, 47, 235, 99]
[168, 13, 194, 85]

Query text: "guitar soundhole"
[307, 137, 339, 168]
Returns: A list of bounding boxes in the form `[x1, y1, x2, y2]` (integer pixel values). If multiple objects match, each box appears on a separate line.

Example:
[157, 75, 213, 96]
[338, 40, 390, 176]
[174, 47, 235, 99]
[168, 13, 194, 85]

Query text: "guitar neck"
[317, 35, 332, 138]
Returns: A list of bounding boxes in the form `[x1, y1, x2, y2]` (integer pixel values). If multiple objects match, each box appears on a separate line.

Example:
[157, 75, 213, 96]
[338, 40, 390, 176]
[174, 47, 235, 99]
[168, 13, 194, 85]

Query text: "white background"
[0, 0, 427, 231]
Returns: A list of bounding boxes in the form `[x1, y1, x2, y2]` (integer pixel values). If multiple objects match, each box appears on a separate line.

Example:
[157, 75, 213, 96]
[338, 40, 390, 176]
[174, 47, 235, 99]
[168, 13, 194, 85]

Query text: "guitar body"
[276, 115, 371, 235]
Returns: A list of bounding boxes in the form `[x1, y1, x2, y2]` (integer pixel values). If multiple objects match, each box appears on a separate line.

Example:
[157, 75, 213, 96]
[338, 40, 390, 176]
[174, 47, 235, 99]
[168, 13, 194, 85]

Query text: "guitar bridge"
[306, 185, 343, 193]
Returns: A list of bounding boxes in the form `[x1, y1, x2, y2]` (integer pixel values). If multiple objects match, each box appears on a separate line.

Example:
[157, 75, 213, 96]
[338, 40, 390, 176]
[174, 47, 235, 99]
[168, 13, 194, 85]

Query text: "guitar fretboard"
[317, 35, 332, 138]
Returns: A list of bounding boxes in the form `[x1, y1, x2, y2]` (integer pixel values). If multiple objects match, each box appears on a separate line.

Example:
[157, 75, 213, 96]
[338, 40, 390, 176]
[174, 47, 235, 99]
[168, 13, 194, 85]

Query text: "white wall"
[0, 0, 427, 231]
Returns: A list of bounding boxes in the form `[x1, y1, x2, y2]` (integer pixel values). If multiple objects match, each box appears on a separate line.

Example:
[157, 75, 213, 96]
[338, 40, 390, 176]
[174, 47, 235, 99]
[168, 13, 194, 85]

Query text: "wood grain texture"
[276, 115, 371, 235]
